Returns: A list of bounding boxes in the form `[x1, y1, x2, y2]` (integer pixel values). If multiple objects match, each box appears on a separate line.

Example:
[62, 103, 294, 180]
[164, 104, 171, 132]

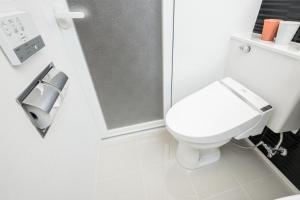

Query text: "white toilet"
[166, 37, 300, 169]
[166, 77, 273, 169]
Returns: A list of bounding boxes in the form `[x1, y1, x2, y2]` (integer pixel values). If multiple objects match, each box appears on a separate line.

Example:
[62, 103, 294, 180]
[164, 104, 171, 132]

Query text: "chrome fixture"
[257, 132, 288, 158]
[239, 44, 251, 53]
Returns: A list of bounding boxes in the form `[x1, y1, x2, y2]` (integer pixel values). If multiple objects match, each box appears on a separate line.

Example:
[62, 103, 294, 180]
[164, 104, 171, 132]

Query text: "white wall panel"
[172, 0, 262, 103]
[0, 0, 103, 199]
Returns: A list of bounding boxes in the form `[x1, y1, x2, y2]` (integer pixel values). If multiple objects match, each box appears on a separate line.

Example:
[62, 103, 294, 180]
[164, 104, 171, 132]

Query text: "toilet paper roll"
[42, 68, 68, 92]
[23, 103, 60, 130]
[22, 83, 62, 130]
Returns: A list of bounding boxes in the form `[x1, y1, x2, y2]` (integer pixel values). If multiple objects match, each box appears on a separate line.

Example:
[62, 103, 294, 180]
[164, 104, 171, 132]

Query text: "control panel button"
[1, 22, 12, 36]
[0, 11, 45, 65]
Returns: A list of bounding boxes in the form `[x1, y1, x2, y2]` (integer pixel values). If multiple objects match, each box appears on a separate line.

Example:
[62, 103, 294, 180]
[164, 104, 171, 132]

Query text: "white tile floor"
[96, 129, 295, 200]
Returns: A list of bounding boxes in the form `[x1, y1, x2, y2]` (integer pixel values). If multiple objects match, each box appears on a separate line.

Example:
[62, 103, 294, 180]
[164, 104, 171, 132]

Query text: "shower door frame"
[105, 0, 174, 138]
[58, 0, 174, 138]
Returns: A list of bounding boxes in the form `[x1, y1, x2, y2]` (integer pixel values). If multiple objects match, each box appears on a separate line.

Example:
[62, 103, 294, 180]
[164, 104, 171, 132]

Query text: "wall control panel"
[0, 11, 45, 66]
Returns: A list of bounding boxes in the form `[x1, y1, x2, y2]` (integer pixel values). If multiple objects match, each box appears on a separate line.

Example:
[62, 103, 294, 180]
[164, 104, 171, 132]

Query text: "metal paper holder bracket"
[16, 63, 68, 137]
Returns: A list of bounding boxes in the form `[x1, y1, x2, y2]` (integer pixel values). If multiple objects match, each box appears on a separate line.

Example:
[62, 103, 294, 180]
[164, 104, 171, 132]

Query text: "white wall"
[172, 0, 262, 103]
[0, 0, 103, 199]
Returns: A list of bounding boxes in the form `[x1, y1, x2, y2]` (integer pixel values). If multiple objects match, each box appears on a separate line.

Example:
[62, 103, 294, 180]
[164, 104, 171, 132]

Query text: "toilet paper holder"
[17, 63, 68, 138]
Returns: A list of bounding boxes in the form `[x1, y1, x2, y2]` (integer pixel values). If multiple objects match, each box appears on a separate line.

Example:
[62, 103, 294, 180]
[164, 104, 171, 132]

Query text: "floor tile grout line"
[169, 142, 200, 199]
[238, 184, 253, 200]
[221, 158, 253, 200]
[236, 173, 294, 200]
[186, 169, 200, 199]
[225, 161, 261, 200]
[198, 159, 247, 200]
[138, 134, 176, 200]
[163, 143, 170, 200]
[220, 146, 286, 200]
[202, 186, 243, 200]
[226, 165, 253, 200]
[136, 139, 149, 200]
[240, 172, 277, 186]
[164, 142, 199, 200]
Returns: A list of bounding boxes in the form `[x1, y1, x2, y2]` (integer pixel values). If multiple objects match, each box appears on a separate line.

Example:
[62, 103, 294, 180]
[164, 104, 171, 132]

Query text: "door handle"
[53, 5, 85, 29]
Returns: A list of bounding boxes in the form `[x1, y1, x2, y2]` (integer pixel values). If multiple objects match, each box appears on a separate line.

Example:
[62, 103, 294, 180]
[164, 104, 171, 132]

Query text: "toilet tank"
[224, 36, 300, 133]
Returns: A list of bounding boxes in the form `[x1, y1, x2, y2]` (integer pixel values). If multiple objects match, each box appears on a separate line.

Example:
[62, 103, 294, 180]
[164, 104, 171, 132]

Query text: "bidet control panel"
[0, 11, 45, 66]
[221, 77, 272, 112]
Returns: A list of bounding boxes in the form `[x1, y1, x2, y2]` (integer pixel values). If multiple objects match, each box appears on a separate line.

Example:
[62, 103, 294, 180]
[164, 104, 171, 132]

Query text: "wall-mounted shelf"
[231, 35, 300, 61]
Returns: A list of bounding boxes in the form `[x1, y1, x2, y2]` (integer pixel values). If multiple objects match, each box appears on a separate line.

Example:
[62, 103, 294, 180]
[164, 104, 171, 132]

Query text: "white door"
[55, 0, 174, 138]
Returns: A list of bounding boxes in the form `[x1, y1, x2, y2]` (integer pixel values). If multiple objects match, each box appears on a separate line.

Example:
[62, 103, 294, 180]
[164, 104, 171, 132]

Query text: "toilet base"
[176, 142, 221, 170]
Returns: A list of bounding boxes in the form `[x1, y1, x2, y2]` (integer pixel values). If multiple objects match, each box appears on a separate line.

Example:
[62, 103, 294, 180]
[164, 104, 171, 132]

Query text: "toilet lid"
[166, 81, 261, 143]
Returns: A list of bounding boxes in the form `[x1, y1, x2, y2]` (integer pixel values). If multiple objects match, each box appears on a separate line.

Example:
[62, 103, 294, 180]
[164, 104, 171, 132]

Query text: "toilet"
[166, 77, 273, 169]
[165, 37, 300, 169]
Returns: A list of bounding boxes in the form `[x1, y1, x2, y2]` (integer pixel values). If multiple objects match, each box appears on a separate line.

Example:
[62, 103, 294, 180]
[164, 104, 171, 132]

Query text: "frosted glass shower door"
[67, 0, 163, 134]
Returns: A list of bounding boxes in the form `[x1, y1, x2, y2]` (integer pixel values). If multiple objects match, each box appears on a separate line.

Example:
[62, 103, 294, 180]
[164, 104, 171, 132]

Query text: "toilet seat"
[166, 78, 272, 169]
[166, 81, 262, 144]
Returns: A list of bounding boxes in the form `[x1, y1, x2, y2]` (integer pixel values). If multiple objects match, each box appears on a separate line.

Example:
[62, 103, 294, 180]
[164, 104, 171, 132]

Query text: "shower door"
[66, 0, 163, 136]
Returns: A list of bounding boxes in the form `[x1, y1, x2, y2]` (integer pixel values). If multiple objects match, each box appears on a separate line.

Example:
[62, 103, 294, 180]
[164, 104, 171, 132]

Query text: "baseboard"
[246, 138, 300, 194]
[102, 127, 166, 143]
[103, 120, 165, 139]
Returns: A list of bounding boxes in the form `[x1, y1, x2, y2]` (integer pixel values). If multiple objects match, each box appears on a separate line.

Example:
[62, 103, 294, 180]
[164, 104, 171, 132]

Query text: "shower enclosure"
[66, 0, 165, 136]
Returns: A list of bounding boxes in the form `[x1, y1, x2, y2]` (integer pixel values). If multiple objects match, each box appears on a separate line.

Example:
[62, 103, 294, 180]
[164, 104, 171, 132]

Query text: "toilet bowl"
[166, 77, 273, 169]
